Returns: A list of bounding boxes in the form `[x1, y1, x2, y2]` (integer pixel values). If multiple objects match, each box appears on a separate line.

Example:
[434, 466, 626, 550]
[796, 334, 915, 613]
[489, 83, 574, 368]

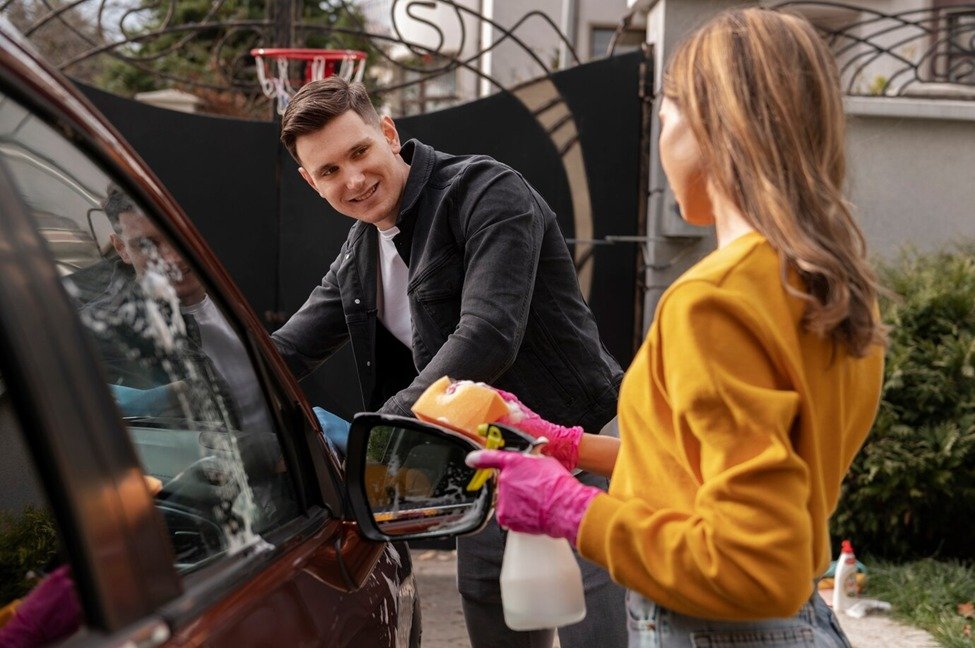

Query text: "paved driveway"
[411, 549, 936, 648]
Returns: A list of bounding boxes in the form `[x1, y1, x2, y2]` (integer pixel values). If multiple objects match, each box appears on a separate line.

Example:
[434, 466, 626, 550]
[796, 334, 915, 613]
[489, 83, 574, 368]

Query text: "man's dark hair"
[280, 77, 380, 163]
[102, 184, 137, 234]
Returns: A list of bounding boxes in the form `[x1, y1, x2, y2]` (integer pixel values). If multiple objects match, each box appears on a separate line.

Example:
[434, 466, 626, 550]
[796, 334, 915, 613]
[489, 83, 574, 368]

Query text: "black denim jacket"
[272, 140, 622, 433]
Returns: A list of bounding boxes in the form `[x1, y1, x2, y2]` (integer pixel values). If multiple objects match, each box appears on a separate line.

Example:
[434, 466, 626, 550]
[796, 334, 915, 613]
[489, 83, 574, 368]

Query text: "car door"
[0, 27, 416, 648]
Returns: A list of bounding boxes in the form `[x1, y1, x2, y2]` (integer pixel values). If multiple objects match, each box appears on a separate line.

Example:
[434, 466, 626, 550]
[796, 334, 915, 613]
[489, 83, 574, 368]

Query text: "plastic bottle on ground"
[832, 539, 859, 614]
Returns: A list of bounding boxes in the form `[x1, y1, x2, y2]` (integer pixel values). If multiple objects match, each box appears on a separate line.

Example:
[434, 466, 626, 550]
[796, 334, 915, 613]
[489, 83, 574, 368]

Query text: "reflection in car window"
[0, 370, 85, 645]
[0, 92, 299, 573]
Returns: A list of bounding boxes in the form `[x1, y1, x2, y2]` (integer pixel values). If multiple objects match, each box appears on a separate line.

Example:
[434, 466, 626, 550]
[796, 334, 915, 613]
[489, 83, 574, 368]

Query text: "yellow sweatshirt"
[577, 231, 883, 620]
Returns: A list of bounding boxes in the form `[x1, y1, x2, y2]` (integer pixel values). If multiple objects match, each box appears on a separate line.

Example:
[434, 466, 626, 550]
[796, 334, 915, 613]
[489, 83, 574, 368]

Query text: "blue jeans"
[625, 588, 852, 648]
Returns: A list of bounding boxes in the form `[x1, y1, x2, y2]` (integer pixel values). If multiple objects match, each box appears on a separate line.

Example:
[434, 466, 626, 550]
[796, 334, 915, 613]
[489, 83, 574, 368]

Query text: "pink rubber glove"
[466, 450, 600, 545]
[495, 389, 584, 471]
[0, 565, 81, 647]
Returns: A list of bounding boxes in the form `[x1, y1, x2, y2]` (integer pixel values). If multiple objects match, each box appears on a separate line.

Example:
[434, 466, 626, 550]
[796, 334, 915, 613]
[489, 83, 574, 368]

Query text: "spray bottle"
[832, 539, 858, 613]
[499, 528, 586, 630]
[467, 423, 587, 629]
[411, 378, 587, 631]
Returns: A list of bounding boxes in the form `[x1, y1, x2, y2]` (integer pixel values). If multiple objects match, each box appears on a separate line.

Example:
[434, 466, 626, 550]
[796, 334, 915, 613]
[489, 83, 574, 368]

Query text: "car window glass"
[0, 372, 86, 645]
[0, 92, 299, 574]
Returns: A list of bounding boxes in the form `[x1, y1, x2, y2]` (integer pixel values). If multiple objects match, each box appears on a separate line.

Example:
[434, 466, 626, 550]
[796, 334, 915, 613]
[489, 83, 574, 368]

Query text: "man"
[272, 77, 626, 648]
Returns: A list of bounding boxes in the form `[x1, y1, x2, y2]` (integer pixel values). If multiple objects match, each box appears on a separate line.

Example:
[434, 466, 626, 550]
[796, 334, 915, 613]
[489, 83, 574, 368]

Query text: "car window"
[0, 92, 299, 574]
[0, 372, 85, 645]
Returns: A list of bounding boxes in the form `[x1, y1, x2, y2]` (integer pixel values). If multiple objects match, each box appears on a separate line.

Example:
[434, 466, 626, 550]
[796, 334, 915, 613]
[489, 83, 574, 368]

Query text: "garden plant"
[831, 243, 975, 645]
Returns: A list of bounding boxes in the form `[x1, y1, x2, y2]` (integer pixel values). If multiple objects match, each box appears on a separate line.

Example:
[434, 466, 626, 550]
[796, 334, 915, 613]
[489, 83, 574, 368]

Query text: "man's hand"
[314, 406, 351, 457]
[144, 475, 163, 496]
[465, 450, 600, 545]
[494, 389, 584, 471]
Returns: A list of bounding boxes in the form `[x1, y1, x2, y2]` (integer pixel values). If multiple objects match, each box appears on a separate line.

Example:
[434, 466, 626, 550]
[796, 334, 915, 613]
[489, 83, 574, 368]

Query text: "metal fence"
[779, 1, 975, 98]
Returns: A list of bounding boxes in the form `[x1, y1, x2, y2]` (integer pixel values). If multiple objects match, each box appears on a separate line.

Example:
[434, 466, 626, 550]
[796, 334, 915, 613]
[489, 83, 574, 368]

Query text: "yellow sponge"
[411, 376, 510, 443]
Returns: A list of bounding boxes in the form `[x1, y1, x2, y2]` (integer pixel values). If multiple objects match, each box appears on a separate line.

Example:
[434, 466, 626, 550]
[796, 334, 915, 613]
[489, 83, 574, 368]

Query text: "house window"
[397, 59, 459, 116]
[942, 9, 975, 84]
[590, 26, 644, 59]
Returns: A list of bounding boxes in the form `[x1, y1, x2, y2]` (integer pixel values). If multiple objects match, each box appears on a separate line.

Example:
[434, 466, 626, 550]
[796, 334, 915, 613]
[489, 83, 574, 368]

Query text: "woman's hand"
[466, 450, 600, 545]
[0, 565, 81, 645]
[494, 389, 584, 471]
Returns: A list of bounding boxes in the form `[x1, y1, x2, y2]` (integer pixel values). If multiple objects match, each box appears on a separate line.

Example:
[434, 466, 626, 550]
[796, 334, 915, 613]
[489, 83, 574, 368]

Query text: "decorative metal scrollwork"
[0, 0, 584, 115]
[777, 1, 975, 98]
[1, 0, 603, 295]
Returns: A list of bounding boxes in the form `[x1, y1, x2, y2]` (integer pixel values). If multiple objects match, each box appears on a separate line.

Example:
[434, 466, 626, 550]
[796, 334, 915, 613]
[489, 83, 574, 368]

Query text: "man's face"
[111, 210, 205, 305]
[296, 111, 410, 231]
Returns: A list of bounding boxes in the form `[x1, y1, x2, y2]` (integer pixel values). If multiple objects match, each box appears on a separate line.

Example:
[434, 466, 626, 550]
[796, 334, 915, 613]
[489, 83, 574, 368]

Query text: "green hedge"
[831, 244, 975, 561]
[0, 506, 59, 603]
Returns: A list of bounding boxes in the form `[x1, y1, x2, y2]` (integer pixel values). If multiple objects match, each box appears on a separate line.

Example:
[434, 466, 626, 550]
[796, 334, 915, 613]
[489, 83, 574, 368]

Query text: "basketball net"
[252, 49, 368, 116]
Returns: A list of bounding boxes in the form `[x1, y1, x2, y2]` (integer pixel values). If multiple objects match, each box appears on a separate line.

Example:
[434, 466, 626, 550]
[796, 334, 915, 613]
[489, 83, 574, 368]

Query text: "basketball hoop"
[251, 48, 367, 116]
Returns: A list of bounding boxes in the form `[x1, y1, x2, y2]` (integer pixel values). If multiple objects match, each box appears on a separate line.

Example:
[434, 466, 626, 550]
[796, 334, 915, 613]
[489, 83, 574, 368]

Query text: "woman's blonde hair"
[664, 8, 887, 356]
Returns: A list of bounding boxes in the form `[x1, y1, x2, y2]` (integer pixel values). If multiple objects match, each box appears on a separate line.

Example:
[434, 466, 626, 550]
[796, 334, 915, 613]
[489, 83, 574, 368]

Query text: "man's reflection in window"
[79, 187, 292, 534]
[82, 187, 271, 434]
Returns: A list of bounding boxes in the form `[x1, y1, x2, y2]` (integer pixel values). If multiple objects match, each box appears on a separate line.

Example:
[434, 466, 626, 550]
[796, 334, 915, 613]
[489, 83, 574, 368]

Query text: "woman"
[469, 8, 886, 646]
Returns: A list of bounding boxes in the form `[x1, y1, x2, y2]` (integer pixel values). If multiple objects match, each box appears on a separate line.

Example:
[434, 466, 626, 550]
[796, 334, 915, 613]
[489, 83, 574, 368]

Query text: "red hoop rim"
[250, 48, 367, 61]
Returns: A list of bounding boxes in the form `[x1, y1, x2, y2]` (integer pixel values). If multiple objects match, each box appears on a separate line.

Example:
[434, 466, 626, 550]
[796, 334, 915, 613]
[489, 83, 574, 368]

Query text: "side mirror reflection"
[345, 414, 493, 541]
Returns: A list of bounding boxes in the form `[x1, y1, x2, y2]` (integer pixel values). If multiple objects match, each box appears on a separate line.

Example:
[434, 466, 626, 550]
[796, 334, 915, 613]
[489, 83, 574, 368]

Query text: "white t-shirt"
[377, 225, 413, 348]
[181, 295, 273, 433]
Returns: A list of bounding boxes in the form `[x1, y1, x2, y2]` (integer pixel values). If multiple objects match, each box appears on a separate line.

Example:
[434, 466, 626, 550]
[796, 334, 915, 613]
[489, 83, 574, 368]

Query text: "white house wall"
[845, 98, 975, 256]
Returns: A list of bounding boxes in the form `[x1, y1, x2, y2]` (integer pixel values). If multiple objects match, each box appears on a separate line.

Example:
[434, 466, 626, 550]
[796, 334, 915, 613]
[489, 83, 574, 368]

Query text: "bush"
[0, 506, 59, 603]
[831, 244, 975, 561]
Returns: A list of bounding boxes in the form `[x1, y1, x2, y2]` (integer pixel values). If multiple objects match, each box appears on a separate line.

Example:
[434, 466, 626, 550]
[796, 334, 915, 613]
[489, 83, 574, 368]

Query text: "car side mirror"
[344, 413, 493, 542]
[86, 208, 117, 258]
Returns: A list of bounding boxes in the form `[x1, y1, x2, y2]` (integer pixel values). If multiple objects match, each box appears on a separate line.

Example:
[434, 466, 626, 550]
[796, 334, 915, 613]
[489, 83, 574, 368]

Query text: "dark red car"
[0, 21, 494, 648]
